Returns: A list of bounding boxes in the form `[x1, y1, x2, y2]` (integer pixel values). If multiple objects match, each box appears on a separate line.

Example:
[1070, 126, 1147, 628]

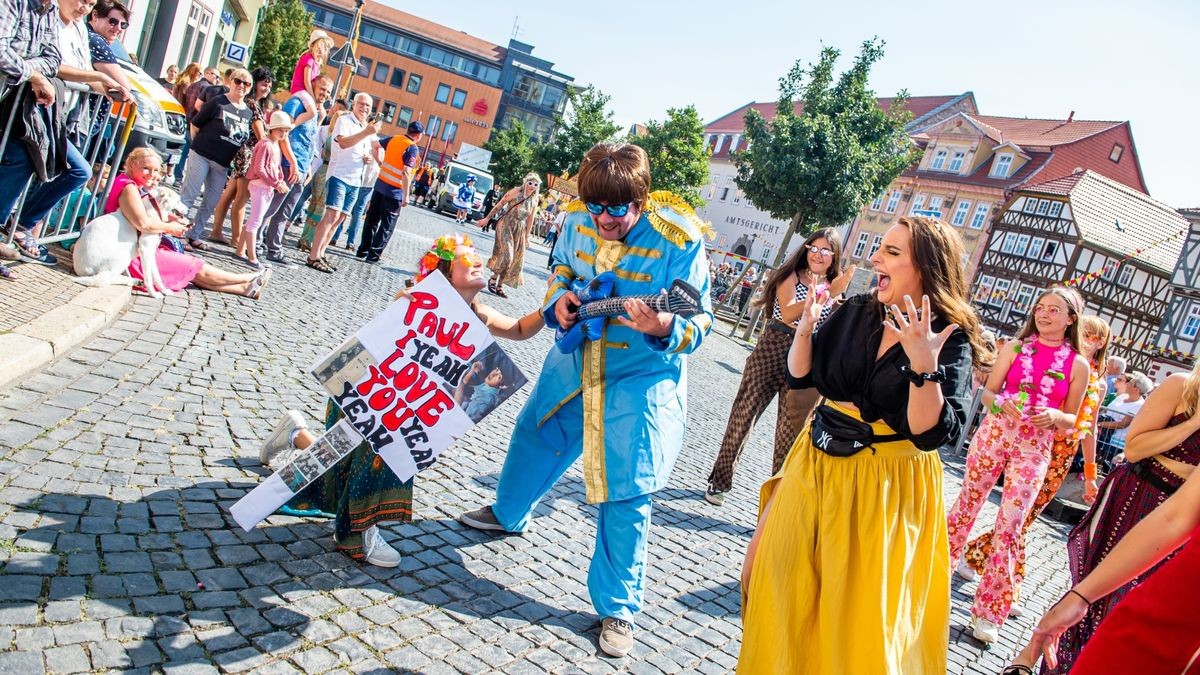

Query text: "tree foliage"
[250, 0, 313, 89]
[630, 105, 710, 208]
[733, 38, 920, 265]
[483, 120, 537, 191]
[534, 86, 621, 177]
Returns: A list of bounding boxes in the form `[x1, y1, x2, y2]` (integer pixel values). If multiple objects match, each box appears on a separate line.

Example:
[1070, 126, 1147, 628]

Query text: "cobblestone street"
[0, 206, 1074, 674]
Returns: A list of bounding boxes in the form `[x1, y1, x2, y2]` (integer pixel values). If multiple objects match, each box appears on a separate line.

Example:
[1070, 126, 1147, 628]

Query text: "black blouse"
[788, 293, 974, 450]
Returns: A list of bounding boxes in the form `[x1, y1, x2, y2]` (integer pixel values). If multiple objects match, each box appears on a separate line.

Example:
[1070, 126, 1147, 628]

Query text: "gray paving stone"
[0, 651, 44, 675]
[43, 644, 91, 673]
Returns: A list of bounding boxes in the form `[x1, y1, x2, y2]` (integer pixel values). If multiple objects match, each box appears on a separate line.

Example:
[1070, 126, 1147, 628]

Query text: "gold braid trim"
[645, 191, 714, 248]
[565, 199, 588, 213]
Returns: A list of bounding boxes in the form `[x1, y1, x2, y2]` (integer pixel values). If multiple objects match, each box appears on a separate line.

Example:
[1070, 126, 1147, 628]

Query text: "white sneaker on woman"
[362, 526, 401, 567]
[970, 616, 1000, 643]
[259, 410, 306, 466]
[954, 558, 977, 581]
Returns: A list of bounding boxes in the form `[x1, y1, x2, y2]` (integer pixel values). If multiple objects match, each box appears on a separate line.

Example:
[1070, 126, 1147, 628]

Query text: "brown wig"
[1015, 287, 1085, 355]
[577, 143, 651, 211]
[753, 228, 843, 308]
[897, 216, 994, 369]
[1078, 315, 1111, 369]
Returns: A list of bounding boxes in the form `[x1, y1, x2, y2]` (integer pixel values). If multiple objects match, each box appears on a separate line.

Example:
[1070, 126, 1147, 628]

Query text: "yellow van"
[108, 41, 187, 170]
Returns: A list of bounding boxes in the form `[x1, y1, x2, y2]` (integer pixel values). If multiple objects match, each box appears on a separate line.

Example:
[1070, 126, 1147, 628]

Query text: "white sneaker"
[259, 410, 306, 466]
[954, 558, 977, 581]
[362, 525, 401, 567]
[1007, 602, 1023, 618]
[971, 616, 1000, 643]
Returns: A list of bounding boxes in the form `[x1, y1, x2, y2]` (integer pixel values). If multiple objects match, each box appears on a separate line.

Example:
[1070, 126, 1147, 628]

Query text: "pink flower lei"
[991, 335, 1072, 417]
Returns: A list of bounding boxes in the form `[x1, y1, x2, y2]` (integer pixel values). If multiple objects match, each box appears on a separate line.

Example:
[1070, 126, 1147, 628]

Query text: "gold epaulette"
[645, 191, 714, 247]
[565, 199, 588, 213]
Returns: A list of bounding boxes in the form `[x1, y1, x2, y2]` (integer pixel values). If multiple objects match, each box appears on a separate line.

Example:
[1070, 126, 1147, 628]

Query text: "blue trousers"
[493, 396, 653, 625]
[1, 136, 91, 231]
[332, 185, 371, 247]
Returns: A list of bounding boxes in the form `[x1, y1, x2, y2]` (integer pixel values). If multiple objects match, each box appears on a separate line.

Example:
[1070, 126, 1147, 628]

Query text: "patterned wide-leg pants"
[706, 325, 820, 493]
[946, 413, 1053, 625]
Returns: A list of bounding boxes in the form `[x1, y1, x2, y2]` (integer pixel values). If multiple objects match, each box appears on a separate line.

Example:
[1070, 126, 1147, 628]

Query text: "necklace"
[992, 335, 1072, 416]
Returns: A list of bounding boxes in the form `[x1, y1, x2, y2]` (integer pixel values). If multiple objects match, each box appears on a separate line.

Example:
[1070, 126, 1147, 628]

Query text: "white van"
[434, 161, 495, 221]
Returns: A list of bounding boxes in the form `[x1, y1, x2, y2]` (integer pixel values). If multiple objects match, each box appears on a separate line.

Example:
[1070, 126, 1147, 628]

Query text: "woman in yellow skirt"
[738, 216, 993, 674]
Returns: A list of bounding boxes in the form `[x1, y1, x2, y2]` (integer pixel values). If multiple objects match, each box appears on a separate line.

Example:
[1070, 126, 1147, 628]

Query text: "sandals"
[0, 263, 14, 281]
[321, 256, 338, 271]
[297, 239, 311, 252]
[305, 258, 334, 274]
[245, 268, 272, 300]
[187, 238, 209, 251]
[1001, 666, 1034, 675]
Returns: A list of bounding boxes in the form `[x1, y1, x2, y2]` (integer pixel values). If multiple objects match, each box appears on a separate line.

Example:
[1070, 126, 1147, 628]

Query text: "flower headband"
[416, 233, 476, 282]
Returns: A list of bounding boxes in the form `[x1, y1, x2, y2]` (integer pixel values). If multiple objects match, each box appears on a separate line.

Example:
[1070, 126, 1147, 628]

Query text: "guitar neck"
[577, 294, 668, 321]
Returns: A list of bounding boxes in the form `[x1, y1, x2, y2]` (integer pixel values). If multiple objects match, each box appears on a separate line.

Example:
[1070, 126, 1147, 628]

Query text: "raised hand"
[882, 294, 958, 373]
[796, 283, 830, 334]
[828, 264, 857, 298]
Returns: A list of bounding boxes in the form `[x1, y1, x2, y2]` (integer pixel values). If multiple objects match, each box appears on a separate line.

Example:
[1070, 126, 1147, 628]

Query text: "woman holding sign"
[256, 234, 542, 567]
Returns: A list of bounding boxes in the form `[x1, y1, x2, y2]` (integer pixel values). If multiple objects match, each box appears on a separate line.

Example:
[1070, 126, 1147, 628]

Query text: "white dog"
[72, 187, 183, 297]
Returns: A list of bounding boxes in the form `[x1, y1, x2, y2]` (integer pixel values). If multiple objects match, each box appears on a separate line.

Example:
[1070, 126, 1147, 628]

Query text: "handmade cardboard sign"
[231, 272, 526, 531]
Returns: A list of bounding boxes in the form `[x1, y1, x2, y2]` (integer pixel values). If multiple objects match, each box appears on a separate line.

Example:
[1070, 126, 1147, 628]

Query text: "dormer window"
[992, 153, 1013, 178]
[931, 149, 947, 170]
[948, 151, 965, 172]
[1110, 143, 1124, 163]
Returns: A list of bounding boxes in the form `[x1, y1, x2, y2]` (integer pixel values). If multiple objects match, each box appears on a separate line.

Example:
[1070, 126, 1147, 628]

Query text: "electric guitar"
[555, 272, 706, 353]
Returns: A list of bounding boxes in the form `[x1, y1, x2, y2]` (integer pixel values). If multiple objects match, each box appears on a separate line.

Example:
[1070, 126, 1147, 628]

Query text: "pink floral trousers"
[946, 413, 1054, 625]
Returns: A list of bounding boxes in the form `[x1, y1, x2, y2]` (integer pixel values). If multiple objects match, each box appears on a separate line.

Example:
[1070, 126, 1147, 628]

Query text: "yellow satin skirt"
[737, 402, 950, 674]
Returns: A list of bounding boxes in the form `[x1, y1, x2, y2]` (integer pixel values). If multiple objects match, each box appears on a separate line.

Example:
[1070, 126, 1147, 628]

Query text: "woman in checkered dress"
[704, 229, 853, 506]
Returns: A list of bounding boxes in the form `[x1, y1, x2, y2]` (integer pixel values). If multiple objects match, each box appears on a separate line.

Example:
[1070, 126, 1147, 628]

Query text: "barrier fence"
[1, 80, 138, 250]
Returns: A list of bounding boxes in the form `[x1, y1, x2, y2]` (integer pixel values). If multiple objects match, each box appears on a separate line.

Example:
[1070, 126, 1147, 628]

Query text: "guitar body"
[554, 273, 705, 354]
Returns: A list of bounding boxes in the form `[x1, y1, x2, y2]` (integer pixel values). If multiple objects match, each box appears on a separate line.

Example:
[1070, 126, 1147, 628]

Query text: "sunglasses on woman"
[106, 16, 130, 29]
[584, 202, 633, 217]
[807, 245, 834, 257]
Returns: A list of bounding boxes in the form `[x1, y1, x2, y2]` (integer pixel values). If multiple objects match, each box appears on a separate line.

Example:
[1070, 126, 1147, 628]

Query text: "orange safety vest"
[378, 135, 418, 188]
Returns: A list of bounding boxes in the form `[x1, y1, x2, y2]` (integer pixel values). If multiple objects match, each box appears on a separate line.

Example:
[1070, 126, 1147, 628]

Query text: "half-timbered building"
[1150, 208, 1200, 377]
[973, 170, 1188, 373]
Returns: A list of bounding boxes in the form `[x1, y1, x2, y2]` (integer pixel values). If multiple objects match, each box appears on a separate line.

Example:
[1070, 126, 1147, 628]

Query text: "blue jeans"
[324, 176, 361, 213]
[0, 137, 91, 233]
[174, 133, 191, 183]
[332, 185, 371, 246]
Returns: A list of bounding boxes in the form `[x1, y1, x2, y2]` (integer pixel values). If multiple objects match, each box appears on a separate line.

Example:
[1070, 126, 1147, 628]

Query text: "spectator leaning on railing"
[1099, 371, 1152, 452]
[0, 0, 92, 268]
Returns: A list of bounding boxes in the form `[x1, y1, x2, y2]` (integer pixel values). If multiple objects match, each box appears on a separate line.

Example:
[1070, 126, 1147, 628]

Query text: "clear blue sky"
[385, 0, 1198, 208]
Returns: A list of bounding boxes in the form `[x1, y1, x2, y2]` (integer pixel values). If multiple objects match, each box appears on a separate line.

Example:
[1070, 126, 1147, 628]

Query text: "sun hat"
[267, 111, 295, 131]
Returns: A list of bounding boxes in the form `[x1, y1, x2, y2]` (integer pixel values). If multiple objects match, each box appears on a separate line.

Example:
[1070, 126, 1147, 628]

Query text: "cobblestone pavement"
[0, 206, 1074, 674]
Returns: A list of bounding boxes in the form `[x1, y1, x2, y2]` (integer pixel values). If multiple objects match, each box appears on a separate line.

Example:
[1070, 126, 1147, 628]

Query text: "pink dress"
[105, 174, 204, 292]
[291, 53, 317, 94]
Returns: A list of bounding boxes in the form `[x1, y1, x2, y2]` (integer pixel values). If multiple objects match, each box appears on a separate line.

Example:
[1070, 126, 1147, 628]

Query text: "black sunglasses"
[231, 79, 252, 87]
[105, 16, 130, 29]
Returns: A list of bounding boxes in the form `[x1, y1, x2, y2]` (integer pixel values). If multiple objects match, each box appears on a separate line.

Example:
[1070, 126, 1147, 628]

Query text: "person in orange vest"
[356, 121, 425, 263]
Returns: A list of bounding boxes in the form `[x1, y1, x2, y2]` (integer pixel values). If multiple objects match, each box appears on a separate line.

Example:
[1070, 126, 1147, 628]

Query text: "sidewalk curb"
[0, 285, 131, 390]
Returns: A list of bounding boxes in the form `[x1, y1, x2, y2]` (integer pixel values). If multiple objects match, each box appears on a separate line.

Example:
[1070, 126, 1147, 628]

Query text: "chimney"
[1066, 110, 1075, 122]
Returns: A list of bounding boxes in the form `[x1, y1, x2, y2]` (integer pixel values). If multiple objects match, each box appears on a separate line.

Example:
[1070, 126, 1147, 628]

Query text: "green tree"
[535, 86, 621, 177]
[631, 105, 710, 208]
[483, 120, 537, 192]
[250, 0, 313, 88]
[734, 38, 919, 267]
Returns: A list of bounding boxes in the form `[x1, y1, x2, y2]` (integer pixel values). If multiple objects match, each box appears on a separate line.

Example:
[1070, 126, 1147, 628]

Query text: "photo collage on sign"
[311, 335, 375, 399]
[275, 420, 363, 493]
[453, 342, 529, 423]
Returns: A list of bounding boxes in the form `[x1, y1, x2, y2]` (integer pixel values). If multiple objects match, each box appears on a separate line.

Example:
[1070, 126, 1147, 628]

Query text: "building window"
[910, 194, 926, 215]
[969, 203, 990, 229]
[1036, 199, 1051, 216]
[406, 74, 422, 94]
[381, 101, 396, 124]
[1000, 232, 1017, 254]
[397, 106, 413, 127]
[991, 279, 1011, 308]
[870, 194, 884, 211]
[372, 62, 388, 83]
[1110, 143, 1124, 163]
[884, 190, 901, 214]
[1117, 265, 1135, 287]
[1183, 304, 1200, 339]
[931, 148, 947, 170]
[1042, 241, 1058, 262]
[441, 121, 456, 142]
[1048, 201, 1064, 218]
[1024, 198, 1040, 214]
[949, 151, 965, 172]
[1013, 283, 1034, 313]
[356, 57, 372, 78]
[974, 275, 995, 303]
[389, 68, 406, 88]
[1101, 260, 1118, 281]
[992, 153, 1013, 178]
[868, 234, 883, 258]
[706, 176, 718, 200]
[732, 189, 742, 206]
[852, 232, 870, 258]
[927, 195, 943, 217]
[951, 200, 971, 226]
[1029, 237, 1045, 259]
[719, 186, 729, 201]
[451, 88, 467, 109]
[435, 83, 451, 104]
[1013, 234, 1031, 257]
[426, 115, 441, 138]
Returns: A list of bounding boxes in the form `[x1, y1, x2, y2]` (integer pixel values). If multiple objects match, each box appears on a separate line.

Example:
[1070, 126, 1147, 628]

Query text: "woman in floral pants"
[946, 288, 1090, 644]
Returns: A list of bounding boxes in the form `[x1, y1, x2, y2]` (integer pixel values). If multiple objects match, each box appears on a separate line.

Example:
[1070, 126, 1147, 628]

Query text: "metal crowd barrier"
[1, 80, 139, 248]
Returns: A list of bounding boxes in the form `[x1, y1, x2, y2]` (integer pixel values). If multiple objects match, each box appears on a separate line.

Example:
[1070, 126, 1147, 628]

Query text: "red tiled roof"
[705, 94, 964, 133]
[967, 115, 1124, 150]
[319, 0, 506, 63]
[900, 151, 1054, 192]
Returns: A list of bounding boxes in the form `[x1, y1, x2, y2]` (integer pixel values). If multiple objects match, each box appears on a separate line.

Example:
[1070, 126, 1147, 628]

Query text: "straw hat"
[309, 29, 333, 47]
[267, 111, 295, 131]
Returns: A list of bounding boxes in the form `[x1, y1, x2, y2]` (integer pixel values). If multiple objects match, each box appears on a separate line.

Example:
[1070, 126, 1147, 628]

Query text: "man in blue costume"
[460, 143, 713, 658]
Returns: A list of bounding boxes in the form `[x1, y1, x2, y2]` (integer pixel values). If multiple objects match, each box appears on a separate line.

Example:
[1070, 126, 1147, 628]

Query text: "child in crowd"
[453, 176, 476, 224]
[242, 112, 294, 270]
[291, 30, 333, 122]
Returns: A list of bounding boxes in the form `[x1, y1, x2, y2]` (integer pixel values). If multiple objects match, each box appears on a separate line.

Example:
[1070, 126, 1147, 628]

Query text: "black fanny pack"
[810, 405, 904, 457]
